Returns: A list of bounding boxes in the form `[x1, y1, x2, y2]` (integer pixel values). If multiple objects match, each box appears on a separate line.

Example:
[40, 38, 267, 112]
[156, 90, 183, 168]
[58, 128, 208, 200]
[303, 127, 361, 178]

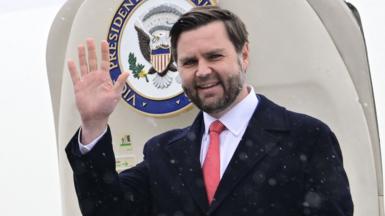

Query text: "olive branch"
[128, 52, 149, 82]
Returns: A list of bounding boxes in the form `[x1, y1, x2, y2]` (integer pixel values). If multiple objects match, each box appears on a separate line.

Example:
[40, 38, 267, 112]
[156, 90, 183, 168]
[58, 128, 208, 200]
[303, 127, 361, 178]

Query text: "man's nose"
[196, 60, 212, 77]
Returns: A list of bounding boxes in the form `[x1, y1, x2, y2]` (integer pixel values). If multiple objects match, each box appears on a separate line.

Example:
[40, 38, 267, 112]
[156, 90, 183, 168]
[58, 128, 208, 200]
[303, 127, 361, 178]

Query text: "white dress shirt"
[200, 87, 258, 178]
[78, 127, 107, 154]
[79, 87, 259, 176]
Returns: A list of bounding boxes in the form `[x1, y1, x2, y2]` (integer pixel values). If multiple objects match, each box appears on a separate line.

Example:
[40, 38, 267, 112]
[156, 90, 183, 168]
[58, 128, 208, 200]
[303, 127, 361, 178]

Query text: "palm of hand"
[74, 69, 120, 123]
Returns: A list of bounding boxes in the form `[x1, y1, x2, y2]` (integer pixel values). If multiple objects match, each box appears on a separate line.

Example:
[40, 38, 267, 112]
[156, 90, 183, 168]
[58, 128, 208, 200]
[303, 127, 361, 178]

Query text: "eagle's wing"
[134, 25, 151, 62]
[168, 55, 177, 72]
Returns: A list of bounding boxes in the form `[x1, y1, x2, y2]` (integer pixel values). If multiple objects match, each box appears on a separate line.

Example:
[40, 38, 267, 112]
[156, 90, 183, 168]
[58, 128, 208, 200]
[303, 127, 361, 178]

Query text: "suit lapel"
[208, 95, 290, 214]
[165, 113, 210, 213]
[164, 95, 290, 214]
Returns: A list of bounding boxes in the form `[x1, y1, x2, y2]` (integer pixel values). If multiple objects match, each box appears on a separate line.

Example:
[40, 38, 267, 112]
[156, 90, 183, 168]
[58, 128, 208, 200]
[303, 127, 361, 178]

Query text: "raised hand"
[67, 38, 129, 144]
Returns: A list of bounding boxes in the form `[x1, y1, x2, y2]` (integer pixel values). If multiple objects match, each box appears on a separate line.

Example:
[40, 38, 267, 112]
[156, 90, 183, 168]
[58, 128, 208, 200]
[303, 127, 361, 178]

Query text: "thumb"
[114, 72, 130, 93]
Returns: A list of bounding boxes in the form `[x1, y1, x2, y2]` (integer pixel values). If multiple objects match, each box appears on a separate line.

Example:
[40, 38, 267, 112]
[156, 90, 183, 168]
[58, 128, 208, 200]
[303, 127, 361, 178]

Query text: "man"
[66, 6, 353, 216]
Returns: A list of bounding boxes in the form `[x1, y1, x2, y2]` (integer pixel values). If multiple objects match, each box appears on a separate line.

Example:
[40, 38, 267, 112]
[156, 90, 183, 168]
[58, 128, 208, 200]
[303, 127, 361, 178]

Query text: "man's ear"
[241, 42, 249, 71]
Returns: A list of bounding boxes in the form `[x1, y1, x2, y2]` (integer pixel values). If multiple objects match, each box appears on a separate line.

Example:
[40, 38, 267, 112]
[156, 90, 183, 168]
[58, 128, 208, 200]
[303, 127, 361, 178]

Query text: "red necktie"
[203, 120, 225, 204]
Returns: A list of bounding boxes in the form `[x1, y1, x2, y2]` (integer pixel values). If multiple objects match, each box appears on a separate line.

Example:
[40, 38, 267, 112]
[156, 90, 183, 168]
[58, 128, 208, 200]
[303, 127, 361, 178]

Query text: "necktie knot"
[209, 120, 225, 134]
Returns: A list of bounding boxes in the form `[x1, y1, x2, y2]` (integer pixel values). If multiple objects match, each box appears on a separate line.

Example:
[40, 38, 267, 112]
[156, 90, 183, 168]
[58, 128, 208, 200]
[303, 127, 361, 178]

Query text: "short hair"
[170, 6, 249, 61]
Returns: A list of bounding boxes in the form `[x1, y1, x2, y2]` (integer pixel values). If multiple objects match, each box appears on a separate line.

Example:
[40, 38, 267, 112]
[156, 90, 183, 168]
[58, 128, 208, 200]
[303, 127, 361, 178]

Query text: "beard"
[182, 62, 245, 114]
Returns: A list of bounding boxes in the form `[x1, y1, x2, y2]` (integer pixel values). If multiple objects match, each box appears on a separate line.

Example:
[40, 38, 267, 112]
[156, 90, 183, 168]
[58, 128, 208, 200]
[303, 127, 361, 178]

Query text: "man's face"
[176, 21, 249, 116]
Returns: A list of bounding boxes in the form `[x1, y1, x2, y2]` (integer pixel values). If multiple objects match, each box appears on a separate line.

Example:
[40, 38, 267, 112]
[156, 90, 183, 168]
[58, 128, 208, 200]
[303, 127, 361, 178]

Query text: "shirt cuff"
[78, 127, 108, 155]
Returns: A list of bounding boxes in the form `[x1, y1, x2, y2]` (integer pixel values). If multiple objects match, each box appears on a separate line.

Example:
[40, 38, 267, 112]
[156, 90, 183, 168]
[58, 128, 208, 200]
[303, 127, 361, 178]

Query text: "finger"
[67, 59, 80, 85]
[100, 40, 110, 72]
[78, 44, 88, 76]
[87, 38, 98, 72]
[113, 72, 130, 93]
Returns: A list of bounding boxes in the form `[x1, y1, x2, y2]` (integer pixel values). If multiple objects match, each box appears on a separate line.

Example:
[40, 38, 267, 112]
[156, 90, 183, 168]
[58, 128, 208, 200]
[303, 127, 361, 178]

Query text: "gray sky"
[0, 0, 66, 13]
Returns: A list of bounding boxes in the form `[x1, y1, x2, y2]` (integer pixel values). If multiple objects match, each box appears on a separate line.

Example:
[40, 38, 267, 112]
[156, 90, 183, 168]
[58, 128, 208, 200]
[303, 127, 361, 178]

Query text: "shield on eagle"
[150, 47, 172, 73]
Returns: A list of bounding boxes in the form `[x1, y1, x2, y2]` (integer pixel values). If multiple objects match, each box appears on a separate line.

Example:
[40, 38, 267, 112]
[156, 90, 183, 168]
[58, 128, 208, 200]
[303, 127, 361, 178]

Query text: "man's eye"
[183, 60, 196, 66]
[209, 54, 223, 60]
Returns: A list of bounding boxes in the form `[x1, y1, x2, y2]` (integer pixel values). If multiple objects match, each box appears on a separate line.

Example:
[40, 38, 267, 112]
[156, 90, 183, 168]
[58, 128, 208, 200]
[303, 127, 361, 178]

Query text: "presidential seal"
[107, 0, 217, 117]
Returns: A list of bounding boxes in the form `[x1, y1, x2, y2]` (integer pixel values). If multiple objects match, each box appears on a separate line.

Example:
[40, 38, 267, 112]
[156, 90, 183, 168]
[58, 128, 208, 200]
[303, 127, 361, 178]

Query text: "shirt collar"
[203, 86, 259, 136]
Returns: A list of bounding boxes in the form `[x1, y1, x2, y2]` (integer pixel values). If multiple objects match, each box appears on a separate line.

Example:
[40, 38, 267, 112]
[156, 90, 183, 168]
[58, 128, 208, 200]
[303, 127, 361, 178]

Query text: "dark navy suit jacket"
[66, 95, 353, 216]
